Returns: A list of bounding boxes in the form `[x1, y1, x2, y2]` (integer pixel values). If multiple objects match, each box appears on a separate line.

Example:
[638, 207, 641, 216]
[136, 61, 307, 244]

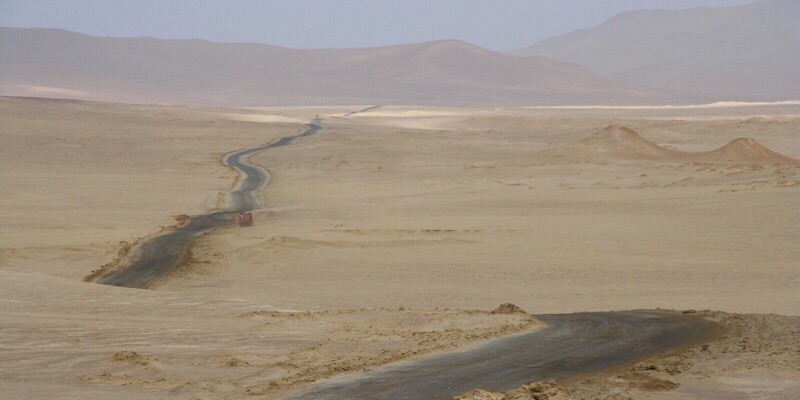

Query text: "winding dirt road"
[281, 312, 720, 400]
[97, 121, 322, 288]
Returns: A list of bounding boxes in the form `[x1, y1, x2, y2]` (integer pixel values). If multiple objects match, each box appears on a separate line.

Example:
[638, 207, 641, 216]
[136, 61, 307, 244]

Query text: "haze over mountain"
[514, 0, 800, 99]
[2, 0, 794, 109]
[0, 27, 709, 107]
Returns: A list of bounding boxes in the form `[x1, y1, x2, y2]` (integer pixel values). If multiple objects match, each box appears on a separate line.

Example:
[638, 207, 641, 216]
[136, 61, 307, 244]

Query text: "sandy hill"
[0, 27, 707, 106]
[696, 137, 800, 165]
[538, 125, 690, 162]
[514, 0, 800, 99]
[539, 126, 800, 165]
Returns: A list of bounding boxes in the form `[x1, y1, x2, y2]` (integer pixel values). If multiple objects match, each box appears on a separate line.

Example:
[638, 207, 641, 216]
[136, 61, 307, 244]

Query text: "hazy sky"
[0, 0, 756, 50]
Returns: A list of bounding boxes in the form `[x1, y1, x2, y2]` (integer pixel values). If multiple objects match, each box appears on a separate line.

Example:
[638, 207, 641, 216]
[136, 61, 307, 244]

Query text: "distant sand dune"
[538, 125, 691, 162]
[694, 137, 800, 165]
[538, 125, 800, 165]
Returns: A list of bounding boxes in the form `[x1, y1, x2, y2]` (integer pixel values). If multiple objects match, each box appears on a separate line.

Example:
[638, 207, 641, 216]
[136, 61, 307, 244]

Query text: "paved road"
[342, 105, 382, 117]
[226, 121, 323, 211]
[281, 312, 720, 400]
[98, 122, 322, 288]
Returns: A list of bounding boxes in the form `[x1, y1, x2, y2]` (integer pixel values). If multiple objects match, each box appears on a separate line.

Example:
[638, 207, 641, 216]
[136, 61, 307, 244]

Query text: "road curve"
[226, 121, 323, 211]
[98, 121, 322, 288]
[280, 312, 720, 400]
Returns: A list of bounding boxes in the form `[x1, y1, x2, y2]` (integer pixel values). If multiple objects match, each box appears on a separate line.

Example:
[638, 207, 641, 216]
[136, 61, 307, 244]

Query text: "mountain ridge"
[0, 27, 717, 106]
[513, 0, 800, 98]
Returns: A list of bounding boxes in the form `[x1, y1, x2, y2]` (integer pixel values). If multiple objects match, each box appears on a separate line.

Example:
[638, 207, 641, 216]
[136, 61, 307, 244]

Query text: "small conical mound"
[586, 125, 649, 143]
[536, 127, 800, 166]
[538, 125, 690, 162]
[695, 137, 800, 165]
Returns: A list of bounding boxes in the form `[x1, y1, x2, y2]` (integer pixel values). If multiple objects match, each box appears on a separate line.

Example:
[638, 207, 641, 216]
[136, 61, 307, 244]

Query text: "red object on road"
[238, 212, 253, 227]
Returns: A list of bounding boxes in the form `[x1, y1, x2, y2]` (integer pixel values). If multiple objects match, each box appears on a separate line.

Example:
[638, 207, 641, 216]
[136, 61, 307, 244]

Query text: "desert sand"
[0, 269, 537, 399]
[1, 97, 799, 399]
[159, 104, 800, 317]
[0, 97, 303, 281]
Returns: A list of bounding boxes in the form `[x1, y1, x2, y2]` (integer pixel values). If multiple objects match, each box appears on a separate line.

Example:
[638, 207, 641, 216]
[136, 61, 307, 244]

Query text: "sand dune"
[538, 125, 800, 165]
[537, 125, 690, 162]
[695, 137, 800, 165]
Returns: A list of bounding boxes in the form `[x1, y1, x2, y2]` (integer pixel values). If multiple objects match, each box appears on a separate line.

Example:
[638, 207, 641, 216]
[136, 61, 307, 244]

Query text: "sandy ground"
[0, 98, 541, 399]
[2, 98, 799, 399]
[0, 97, 304, 280]
[162, 105, 800, 316]
[0, 270, 538, 399]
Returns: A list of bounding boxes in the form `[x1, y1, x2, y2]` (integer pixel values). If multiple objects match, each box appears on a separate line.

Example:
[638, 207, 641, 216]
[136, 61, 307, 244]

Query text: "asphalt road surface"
[281, 312, 720, 400]
[226, 121, 323, 211]
[98, 122, 322, 288]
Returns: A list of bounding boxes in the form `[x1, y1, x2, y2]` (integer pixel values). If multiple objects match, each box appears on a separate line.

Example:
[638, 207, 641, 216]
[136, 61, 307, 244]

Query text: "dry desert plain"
[1, 97, 799, 399]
